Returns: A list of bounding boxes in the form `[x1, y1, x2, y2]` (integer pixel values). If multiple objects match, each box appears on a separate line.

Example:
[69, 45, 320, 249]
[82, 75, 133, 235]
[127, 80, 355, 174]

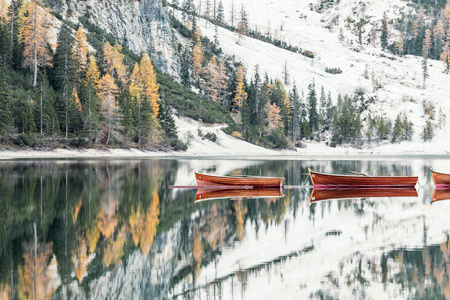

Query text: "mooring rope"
[417, 168, 432, 188]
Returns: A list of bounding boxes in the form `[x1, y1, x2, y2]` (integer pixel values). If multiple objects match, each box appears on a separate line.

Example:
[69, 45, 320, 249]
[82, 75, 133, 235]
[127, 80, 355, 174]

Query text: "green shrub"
[204, 132, 217, 142]
[325, 67, 343, 74]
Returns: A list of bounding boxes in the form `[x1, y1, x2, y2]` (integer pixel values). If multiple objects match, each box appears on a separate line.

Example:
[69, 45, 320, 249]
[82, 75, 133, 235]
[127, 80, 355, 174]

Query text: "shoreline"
[0, 143, 449, 160]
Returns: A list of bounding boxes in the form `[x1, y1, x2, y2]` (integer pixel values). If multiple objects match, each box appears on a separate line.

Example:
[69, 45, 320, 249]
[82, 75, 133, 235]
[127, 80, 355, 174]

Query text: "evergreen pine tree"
[422, 29, 431, 89]
[34, 72, 56, 136]
[290, 82, 301, 143]
[180, 46, 192, 87]
[325, 91, 333, 131]
[391, 114, 402, 143]
[281, 59, 289, 86]
[0, 17, 11, 68]
[307, 81, 318, 137]
[214, 25, 219, 46]
[51, 22, 75, 138]
[68, 86, 83, 135]
[51, 23, 75, 92]
[217, 0, 224, 24]
[22, 99, 36, 134]
[381, 13, 389, 50]
[0, 65, 12, 139]
[422, 120, 433, 141]
[158, 97, 179, 146]
[319, 86, 326, 132]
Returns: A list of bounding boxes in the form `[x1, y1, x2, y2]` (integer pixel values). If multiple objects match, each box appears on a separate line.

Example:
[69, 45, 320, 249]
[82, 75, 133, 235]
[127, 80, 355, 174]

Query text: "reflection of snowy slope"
[82, 224, 181, 299]
[169, 159, 450, 299]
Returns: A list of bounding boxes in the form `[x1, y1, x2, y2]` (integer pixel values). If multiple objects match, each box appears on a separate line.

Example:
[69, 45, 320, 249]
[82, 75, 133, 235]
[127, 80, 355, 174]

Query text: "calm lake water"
[0, 157, 449, 299]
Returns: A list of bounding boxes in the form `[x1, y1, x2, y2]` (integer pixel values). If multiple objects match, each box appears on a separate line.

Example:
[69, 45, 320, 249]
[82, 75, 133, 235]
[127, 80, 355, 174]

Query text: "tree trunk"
[33, 0, 38, 87]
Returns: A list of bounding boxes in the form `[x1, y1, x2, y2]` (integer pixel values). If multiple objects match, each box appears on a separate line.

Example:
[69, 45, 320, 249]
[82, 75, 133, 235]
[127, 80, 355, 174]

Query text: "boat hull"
[432, 189, 450, 202]
[309, 188, 418, 203]
[195, 188, 284, 202]
[195, 172, 284, 189]
[431, 171, 450, 188]
[309, 170, 418, 188]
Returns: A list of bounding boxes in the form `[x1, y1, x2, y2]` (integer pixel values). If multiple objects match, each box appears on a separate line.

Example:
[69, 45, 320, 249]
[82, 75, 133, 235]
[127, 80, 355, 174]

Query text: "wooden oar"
[169, 185, 254, 190]
[284, 185, 313, 189]
[350, 171, 369, 177]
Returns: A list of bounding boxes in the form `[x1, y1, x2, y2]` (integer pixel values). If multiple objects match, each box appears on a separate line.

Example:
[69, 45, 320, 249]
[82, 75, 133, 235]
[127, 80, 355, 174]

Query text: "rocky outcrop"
[61, 0, 179, 78]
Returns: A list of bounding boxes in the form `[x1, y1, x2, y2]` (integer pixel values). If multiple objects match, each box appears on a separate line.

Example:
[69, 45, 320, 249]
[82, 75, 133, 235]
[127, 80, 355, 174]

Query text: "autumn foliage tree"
[140, 53, 160, 117]
[72, 27, 89, 85]
[97, 73, 122, 144]
[232, 65, 247, 113]
[19, 0, 54, 86]
[83, 56, 101, 142]
[103, 41, 127, 85]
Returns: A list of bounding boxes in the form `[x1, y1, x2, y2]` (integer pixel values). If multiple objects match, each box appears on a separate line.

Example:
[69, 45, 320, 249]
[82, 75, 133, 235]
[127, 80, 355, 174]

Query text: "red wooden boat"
[431, 170, 450, 188]
[431, 189, 450, 203]
[308, 169, 417, 189]
[309, 188, 418, 203]
[195, 172, 284, 189]
[195, 188, 284, 202]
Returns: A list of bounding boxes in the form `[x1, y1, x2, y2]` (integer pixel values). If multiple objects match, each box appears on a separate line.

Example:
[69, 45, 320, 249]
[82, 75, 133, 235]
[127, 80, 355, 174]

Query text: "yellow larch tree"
[0, 283, 10, 300]
[129, 63, 141, 100]
[233, 200, 247, 241]
[201, 56, 219, 102]
[103, 226, 127, 267]
[19, 0, 54, 86]
[84, 56, 101, 142]
[70, 86, 82, 112]
[129, 207, 142, 247]
[72, 197, 83, 223]
[434, 20, 445, 53]
[140, 53, 160, 116]
[140, 192, 160, 255]
[103, 41, 127, 84]
[97, 73, 122, 144]
[265, 101, 284, 132]
[216, 58, 229, 105]
[86, 221, 100, 254]
[441, 46, 450, 73]
[73, 236, 90, 283]
[20, 242, 57, 300]
[192, 230, 203, 279]
[73, 27, 89, 84]
[0, 0, 8, 20]
[444, 5, 450, 43]
[96, 193, 119, 238]
[192, 22, 202, 45]
[395, 35, 403, 56]
[192, 43, 203, 82]
[232, 65, 247, 113]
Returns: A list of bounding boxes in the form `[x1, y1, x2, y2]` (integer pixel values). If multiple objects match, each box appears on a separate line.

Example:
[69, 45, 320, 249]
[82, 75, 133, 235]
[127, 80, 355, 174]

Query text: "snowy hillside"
[171, 0, 450, 151]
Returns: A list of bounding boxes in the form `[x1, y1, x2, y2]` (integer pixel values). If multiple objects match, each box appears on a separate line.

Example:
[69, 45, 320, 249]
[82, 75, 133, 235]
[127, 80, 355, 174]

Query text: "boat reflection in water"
[309, 188, 418, 203]
[195, 188, 284, 202]
[431, 189, 450, 203]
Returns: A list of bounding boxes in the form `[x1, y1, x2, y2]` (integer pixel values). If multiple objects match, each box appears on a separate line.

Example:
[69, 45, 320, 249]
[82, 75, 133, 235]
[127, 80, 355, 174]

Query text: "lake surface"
[0, 157, 449, 299]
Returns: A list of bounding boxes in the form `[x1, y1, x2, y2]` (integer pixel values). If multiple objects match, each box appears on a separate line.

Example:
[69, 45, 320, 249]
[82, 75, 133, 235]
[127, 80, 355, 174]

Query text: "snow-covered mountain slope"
[175, 0, 450, 148]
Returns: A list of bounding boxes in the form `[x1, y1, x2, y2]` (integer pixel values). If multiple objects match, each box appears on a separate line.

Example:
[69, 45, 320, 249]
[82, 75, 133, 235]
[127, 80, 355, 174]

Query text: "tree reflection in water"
[0, 159, 442, 299]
